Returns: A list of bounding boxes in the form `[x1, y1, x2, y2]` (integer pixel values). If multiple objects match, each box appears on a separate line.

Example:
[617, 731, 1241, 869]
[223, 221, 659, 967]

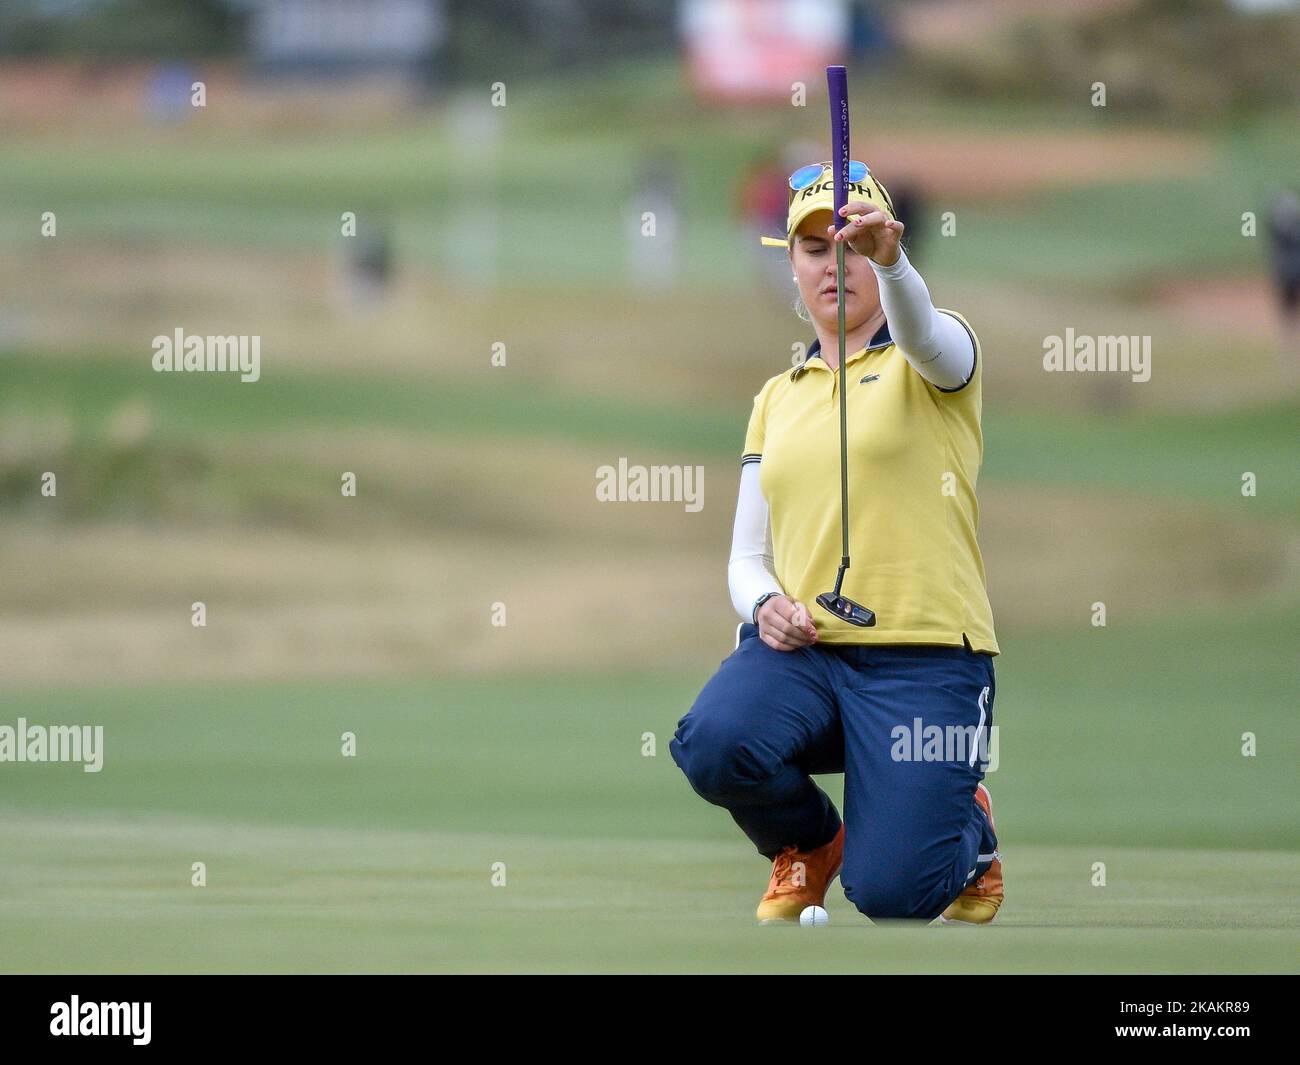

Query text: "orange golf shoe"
[941, 783, 1003, 925]
[756, 823, 845, 924]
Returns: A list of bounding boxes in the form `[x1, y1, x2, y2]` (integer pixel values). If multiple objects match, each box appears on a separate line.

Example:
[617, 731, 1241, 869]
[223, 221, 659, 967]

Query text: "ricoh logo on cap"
[798, 180, 872, 202]
[50, 996, 151, 1045]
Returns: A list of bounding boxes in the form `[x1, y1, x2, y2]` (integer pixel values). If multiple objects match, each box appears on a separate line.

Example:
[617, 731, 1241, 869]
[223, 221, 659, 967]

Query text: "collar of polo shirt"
[790, 320, 893, 381]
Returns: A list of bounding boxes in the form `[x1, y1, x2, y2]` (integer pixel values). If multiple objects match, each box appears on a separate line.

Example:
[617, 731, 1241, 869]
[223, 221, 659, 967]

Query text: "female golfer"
[670, 161, 1002, 924]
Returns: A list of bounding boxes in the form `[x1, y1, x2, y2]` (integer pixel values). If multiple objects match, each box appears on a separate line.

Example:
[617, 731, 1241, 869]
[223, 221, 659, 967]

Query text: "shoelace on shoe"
[768, 847, 801, 896]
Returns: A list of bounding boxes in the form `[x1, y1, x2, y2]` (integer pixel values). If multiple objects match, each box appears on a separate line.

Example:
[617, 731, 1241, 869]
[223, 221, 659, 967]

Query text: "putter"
[815, 66, 876, 629]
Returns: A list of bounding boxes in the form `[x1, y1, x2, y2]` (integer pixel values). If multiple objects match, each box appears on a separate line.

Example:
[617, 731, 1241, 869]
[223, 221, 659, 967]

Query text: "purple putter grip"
[827, 65, 850, 225]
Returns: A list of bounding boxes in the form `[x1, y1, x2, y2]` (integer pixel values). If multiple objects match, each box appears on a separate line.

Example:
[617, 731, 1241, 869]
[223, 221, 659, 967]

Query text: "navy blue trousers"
[670, 625, 998, 921]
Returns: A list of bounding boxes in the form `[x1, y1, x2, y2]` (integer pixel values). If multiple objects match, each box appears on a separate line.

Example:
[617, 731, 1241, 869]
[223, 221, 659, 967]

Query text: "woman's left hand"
[829, 201, 904, 267]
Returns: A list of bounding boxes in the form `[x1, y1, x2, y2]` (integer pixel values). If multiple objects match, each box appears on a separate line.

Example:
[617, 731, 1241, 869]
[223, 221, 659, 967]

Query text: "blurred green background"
[0, 0, 1297, 973]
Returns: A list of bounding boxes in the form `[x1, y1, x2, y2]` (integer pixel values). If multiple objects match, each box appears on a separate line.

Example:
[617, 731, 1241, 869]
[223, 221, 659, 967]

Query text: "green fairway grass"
[1, 815, 1294, 974]
[5, 353, 1299, 516]
[0, 604, 1294, 972]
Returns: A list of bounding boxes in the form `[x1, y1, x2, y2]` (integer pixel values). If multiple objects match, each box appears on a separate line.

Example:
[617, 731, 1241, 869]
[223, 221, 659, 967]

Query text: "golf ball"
[799, 905, 829, 926]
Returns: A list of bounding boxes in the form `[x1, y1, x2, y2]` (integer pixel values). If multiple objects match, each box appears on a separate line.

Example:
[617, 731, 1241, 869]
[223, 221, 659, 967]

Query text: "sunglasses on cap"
[788, 160, 870, 193]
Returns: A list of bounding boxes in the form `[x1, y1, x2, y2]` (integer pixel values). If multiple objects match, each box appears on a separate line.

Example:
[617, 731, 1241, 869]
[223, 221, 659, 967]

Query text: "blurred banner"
[680, 0, 848, 100]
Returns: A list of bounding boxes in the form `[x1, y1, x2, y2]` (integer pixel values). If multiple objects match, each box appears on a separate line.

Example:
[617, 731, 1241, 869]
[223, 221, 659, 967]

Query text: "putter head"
[816, 592, 876, 627]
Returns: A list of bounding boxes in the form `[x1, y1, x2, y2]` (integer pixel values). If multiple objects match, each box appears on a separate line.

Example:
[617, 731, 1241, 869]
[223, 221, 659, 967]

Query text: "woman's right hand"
[757, 595, 818, 652]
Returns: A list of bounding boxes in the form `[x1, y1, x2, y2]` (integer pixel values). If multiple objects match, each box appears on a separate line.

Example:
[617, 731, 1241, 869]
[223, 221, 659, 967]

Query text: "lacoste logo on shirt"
[860, 373, 880, 384]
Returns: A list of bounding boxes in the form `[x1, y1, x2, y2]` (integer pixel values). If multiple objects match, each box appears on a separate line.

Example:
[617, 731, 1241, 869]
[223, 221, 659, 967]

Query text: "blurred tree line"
[0, 0, 245, 58]
[0, 0, 679, 78]
[913, 0, 1300, 120]
[440, 0, 677, 81]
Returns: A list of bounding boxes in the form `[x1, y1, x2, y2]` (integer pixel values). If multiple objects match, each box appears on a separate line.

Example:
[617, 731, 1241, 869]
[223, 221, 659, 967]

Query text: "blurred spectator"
[1266, 186, 1300, 359]
[627, 153, 682, 290]
[148, 62, 196, 124]
[736, 151, 790, 291]
[850, 0, 897, 60]
[737, 153, 788, 237]
[343, 218, 395, 313]
[885, 176, 927, 265]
